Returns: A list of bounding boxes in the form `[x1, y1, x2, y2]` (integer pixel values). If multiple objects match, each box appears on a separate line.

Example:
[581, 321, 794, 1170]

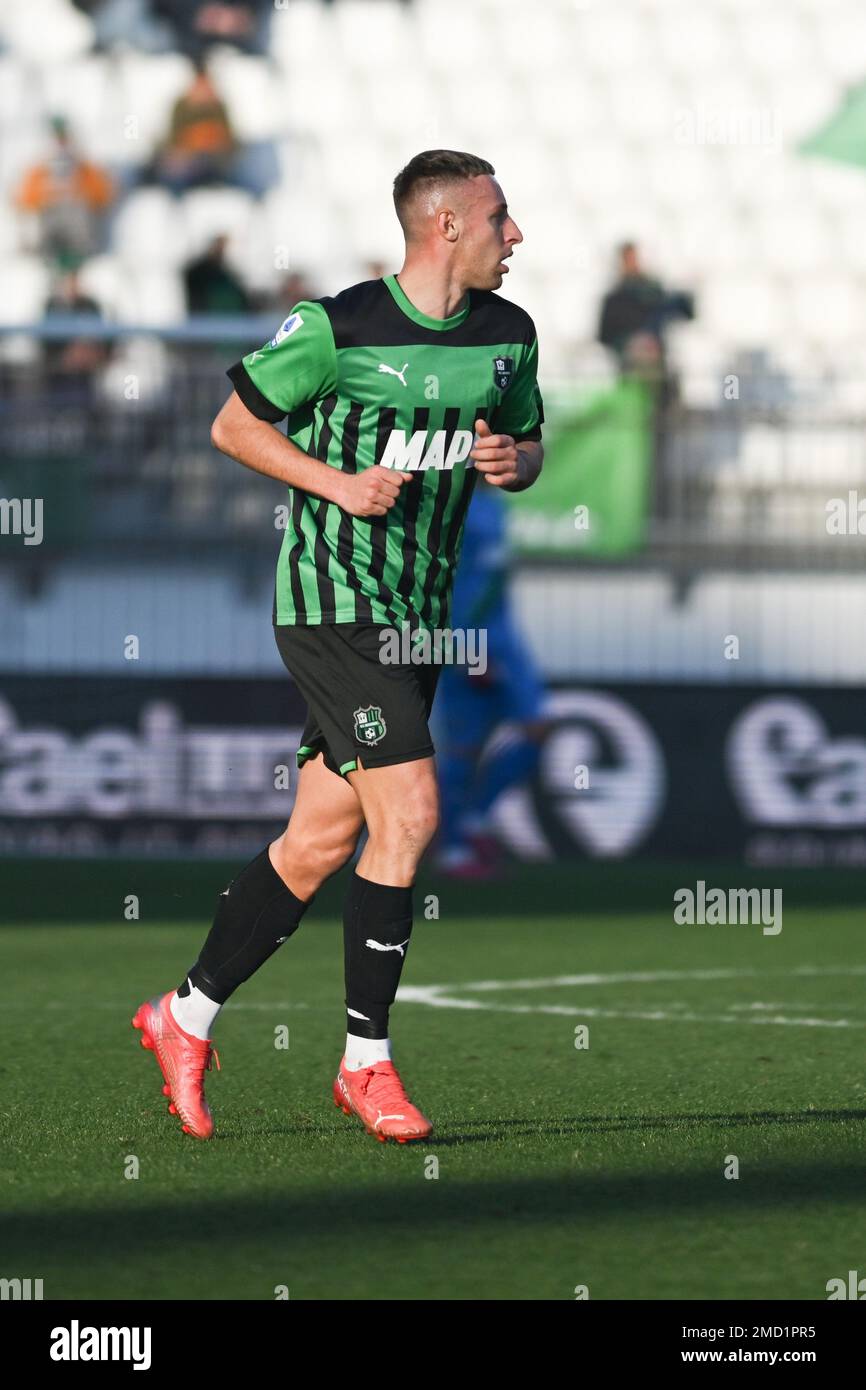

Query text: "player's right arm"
[211, 393, 410, 518]
[215, 302, 411, 518]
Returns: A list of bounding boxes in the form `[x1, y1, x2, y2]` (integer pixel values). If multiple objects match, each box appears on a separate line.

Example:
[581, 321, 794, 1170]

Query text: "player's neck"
[393, 265, 469, 321]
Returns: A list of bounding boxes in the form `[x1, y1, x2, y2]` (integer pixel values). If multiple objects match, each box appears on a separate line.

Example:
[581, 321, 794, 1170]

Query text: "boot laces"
[360, 1063, 407, 1109]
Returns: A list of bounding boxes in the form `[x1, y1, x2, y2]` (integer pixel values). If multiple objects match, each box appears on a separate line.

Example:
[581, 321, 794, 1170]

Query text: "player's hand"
[470, 418, 520, 487]
[337, 466, 414, 517]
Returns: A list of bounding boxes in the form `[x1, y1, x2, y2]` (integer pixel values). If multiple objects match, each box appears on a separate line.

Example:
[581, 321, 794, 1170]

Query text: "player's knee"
[319, 828, 361, 876]
[274, 825, 359, 886]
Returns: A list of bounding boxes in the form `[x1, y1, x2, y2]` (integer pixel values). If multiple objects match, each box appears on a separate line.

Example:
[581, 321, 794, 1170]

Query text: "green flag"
[508, 376, 653, 557]
[800, 81, 866, 170]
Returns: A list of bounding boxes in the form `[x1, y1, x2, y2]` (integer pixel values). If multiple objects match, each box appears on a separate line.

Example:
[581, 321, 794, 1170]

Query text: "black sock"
[180, 848, 312, 1005]
[343, 870, 413, 1039]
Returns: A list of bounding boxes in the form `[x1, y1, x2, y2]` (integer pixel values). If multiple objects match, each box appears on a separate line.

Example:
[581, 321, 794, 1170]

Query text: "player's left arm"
[469, 330, 545, 492]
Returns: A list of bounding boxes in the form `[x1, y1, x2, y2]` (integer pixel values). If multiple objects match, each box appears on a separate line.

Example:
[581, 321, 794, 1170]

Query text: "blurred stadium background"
[3, 0, 866, 881]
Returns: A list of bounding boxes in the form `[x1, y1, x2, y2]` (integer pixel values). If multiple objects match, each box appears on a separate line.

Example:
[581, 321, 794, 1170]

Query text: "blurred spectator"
[149, 65, 237, 192]
[147, 63, 277, 196]
[256, 269, 320, 315]
[184, 234, 251, 314]
[15, 117, 115, 269]
[597, 242, 694, 380]
[43, 269, 108, 384]
[598, 242, 695, 521]
[72, 0, 272, 57]
[153, 0, 272, 60]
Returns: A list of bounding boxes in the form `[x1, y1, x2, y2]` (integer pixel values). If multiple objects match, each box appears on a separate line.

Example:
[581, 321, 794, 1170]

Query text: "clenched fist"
[336, 465, 414, 517]
[470, 418, 520, 487]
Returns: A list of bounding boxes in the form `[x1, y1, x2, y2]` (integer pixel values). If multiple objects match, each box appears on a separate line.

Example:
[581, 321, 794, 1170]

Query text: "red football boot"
[333, 1057, 432, 1144]
[132, 992, 220, 1140]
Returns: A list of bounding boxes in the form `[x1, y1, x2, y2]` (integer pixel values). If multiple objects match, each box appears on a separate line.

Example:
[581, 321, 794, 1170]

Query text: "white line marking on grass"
[397, 967, 866, 1029]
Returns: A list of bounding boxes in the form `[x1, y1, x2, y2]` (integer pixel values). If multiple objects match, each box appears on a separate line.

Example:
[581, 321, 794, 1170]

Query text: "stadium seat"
[76, 254, 124, 319]
[204, 48, 286, 143]
[116, 268, 185, 327]
[332, 0, 408, 69]
[0, 255, 50, 324]
[0, 0, 93, 64]
[116, 51, 195, 155]
[114, 189, 186, 269]
[181, 188, 255, 262]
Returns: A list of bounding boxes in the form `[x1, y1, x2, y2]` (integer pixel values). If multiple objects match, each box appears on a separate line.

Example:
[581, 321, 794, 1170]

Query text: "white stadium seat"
[76, 254, 124, 318]
[180, 188, 255, 262]
[0, 0, 93, 64]
[116, 51, 195, 154]
[0, 255, 50, 323]
[114, 189, 186, 269]
[116, 268, 185, 326]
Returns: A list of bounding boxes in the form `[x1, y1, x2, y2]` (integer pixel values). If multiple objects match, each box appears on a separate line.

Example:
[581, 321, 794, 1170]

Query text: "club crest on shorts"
[492, 354, 514, 391]
[353, 705, 386, 745]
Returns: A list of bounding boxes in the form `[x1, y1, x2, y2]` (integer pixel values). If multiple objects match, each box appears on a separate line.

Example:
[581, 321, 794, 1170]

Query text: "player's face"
[458, 176, 523, 290]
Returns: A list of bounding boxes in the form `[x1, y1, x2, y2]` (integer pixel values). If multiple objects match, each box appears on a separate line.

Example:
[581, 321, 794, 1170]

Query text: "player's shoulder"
[313, 278, 392, 349]
[468, 288, 538, 346]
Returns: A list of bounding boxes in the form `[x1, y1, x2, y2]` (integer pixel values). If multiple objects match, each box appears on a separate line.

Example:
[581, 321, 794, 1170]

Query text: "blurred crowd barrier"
[2, 321, 866, 570]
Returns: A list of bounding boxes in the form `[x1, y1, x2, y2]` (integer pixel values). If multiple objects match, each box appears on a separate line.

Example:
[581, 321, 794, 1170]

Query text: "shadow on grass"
[4, 1144, 866, 1272]
[441, 1108, 866, 1140]
[218, 1105, 866, 1146]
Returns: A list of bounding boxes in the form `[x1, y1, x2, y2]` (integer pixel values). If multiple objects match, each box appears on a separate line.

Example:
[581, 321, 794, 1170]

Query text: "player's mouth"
[498, 254, 512, 272]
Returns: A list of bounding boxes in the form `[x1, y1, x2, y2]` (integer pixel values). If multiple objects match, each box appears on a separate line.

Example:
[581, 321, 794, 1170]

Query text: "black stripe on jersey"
[441, 403, 488, 610]
[392, 404, 430, 614]
[287, 485, 307, 619]
[318, 280, 537, 351]
[417, 406, 462, 622]
[311, 394, 338, 620]
[430, 402, 487, 623]
[368, 406, 403, 623]
[336, 400, 373, 622]
[226, 360, 287, 423]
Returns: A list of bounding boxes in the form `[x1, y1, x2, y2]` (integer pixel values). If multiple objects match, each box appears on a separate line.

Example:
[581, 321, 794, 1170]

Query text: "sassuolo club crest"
[493, 355, 514, 390]
[353, 705, 386, 745]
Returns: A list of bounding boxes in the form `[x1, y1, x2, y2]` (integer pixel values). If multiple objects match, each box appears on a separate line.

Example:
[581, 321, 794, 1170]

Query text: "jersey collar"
[383, 273, 471, 331]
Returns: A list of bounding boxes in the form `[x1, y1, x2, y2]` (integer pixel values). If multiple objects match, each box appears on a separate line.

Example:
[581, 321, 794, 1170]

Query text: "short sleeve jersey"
[228, 273, 544, 629]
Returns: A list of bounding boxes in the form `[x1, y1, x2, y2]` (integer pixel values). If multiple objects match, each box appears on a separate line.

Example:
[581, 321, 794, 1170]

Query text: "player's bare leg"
[269, 752, 365, 900]
[332, 757, 439, 1142]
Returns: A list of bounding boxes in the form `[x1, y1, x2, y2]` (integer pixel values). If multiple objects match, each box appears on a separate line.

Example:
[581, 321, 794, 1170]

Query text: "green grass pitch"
[2, 862, 865, 1301]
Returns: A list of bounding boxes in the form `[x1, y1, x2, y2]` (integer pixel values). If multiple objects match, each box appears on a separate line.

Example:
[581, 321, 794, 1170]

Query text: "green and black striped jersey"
[227, 272, 544, 629]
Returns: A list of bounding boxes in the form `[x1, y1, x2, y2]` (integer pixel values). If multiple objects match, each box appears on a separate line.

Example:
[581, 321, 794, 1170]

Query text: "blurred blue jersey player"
[435, 486, 550, 877]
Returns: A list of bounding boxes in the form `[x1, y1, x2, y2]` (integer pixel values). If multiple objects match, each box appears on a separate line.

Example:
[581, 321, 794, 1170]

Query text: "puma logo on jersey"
[365, 937, 410, 957]
[378, 361, 409, 387]
[379, 428, 474, 472]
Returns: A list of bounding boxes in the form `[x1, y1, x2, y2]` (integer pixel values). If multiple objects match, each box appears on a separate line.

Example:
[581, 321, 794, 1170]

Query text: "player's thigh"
[277, 753, 365, 861]
[346, 755, 440, 846]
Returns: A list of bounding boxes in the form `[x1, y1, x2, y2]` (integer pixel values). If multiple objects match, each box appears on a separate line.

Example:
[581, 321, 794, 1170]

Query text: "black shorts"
[274, 622, 442, 778]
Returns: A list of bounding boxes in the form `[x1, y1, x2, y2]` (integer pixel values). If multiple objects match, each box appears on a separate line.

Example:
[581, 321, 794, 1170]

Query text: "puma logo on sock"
[365, 937, 410, 957]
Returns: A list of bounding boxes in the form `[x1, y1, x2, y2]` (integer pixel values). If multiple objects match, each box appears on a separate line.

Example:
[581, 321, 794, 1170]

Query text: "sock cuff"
[347, 870, 413, 918]
[231, 847, 314, 914]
